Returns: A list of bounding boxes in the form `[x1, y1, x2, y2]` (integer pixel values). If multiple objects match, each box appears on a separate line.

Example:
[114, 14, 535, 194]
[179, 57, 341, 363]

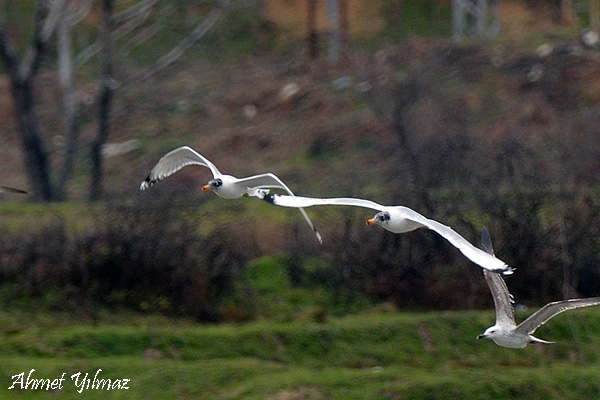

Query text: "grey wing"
[480, 226, 495, 256]
[483, 270, 517, 327]
[264, 194, 385, 212]
[235, 174, 324, 244]
[234, 173, 297, 194]
[480, 227, 516, 327]
[516, 297, 600, 335]
[0, 186, 27, 194]
[140, 146, 221, 190]
[396, 207, 513, 274]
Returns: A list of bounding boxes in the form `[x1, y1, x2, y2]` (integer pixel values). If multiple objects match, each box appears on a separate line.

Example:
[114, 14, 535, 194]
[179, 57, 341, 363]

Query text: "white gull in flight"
[477, 227, 600, 348]
[263, 193, 512, 275]
[140, 146, 321, 243]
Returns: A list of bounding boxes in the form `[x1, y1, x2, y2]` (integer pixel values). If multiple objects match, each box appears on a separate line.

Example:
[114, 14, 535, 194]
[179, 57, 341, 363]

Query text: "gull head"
[477, 325, 503, 341]
[203, 178, 223, 192]
[366, 211, 391, 228]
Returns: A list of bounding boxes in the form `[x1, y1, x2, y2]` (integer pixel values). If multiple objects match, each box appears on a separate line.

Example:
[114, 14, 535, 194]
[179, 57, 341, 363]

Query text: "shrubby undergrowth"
[2, 185, 600, 322]
[0, 200, 256, 322]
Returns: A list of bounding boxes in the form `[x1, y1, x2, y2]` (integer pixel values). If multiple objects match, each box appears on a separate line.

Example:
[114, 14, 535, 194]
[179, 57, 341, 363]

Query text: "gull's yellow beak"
[366, 218, 376, 226]
[202, 185, 211, 191]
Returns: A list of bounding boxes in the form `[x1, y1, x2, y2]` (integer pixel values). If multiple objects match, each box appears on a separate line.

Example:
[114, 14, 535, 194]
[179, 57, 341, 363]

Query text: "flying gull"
[263, 194, 512, 275]
[140, 146, 322, 243]
[477, 226, 600, 348]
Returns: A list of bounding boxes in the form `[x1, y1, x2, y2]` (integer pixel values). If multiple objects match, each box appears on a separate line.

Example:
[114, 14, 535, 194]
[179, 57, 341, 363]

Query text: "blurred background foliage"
[2, 1, 600, 399]
[0, 0, 600, 324]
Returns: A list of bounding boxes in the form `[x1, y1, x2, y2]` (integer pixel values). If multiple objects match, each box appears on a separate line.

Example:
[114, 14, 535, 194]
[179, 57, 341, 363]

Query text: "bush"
[0, 200, 257, 322]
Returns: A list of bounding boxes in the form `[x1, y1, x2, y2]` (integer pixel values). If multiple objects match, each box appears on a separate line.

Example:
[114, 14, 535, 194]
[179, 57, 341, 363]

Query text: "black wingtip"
[139, 176, 156, 191]
[263, 193, 276, 204]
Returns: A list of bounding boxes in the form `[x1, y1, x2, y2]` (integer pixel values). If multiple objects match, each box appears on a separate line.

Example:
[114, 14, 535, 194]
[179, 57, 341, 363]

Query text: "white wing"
[263, 194, 386, 245]
[234, 175, 323, 244]
[266, 195, 511, 273]
[264, 194, 385, 212]
[140, 146, 222, 190]
[516, 297, 600, 335]
[480, 227, 516, 326]
[0, 186, 27, 194]
[233, 173, 300, 194]
[390, 207, 512, 274]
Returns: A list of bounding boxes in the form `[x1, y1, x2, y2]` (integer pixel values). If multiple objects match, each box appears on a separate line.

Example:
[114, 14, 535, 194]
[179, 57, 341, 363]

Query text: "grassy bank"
[0, 309, 599, 399]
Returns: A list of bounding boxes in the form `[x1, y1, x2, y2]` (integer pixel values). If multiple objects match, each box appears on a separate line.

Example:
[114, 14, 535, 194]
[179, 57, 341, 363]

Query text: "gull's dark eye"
[213, 179, 222, 187]
[378, 212, 390, 222]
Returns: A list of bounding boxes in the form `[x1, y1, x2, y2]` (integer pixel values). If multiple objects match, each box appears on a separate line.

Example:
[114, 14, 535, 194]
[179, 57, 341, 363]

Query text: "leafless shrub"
[0, 199, 257, 322]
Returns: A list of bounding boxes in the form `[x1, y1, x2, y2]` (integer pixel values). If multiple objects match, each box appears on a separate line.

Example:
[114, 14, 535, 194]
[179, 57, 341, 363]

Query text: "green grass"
[0, 309, 599, 399]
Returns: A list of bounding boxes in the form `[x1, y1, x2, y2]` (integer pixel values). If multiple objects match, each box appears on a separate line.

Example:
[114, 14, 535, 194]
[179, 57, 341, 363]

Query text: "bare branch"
[113, 0, 161, 24]
[121, 4, 175, 56]
[134, 0, 229, 82]
[0, 11, 21, 81]
[66, 0, 93, 26]
[76, 4, 153, 67]
[89, 0, 116, 201]
[40, 0, 66, 39]
[56, 7, 79, 200]
[19, 0, 66, 79]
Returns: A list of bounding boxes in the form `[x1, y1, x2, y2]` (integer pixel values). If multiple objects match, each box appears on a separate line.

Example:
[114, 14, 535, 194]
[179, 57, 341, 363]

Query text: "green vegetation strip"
[0, 310, 599, 399]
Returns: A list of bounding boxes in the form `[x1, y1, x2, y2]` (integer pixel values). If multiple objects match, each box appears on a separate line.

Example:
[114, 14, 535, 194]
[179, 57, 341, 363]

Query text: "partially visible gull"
[0, 186, 27, 194]
[477, 227, 600, 348]
[140, 146, 322, 243]
[263, 194, 512, 275]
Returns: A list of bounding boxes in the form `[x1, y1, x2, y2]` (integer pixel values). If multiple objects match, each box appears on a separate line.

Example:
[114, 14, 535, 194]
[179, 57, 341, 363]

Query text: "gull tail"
[140, 176, 155, 190]
[247, 188, 270, 198]
[262, 194, 322, 244]
[500, 265, 515, 275]
[262, 193, 277, 204]
[528, 335, 555, 345]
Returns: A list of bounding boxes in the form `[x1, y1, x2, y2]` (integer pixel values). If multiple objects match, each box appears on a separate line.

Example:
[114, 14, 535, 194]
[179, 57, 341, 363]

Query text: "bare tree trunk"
[89, 0, 115, 201]
[452, 0, 463, 40]
[475, 0, 488, 36]
[6, 79, 54, 201]
[56, 9, 78, 201]
[561, 0, 576, 26]
[307, 0, 318, 59]
[326, 0, 340, 65]
[391, 105, 432, 214]
[591, 0, 600, 33]
[0, 1, 65, 201]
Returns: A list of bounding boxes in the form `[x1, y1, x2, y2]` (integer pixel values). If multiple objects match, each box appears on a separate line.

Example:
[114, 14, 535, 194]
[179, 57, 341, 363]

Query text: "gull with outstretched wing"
[477, 227, 600, 348]
[140, 146, 321, 243]
[263, 194, 512, 275]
